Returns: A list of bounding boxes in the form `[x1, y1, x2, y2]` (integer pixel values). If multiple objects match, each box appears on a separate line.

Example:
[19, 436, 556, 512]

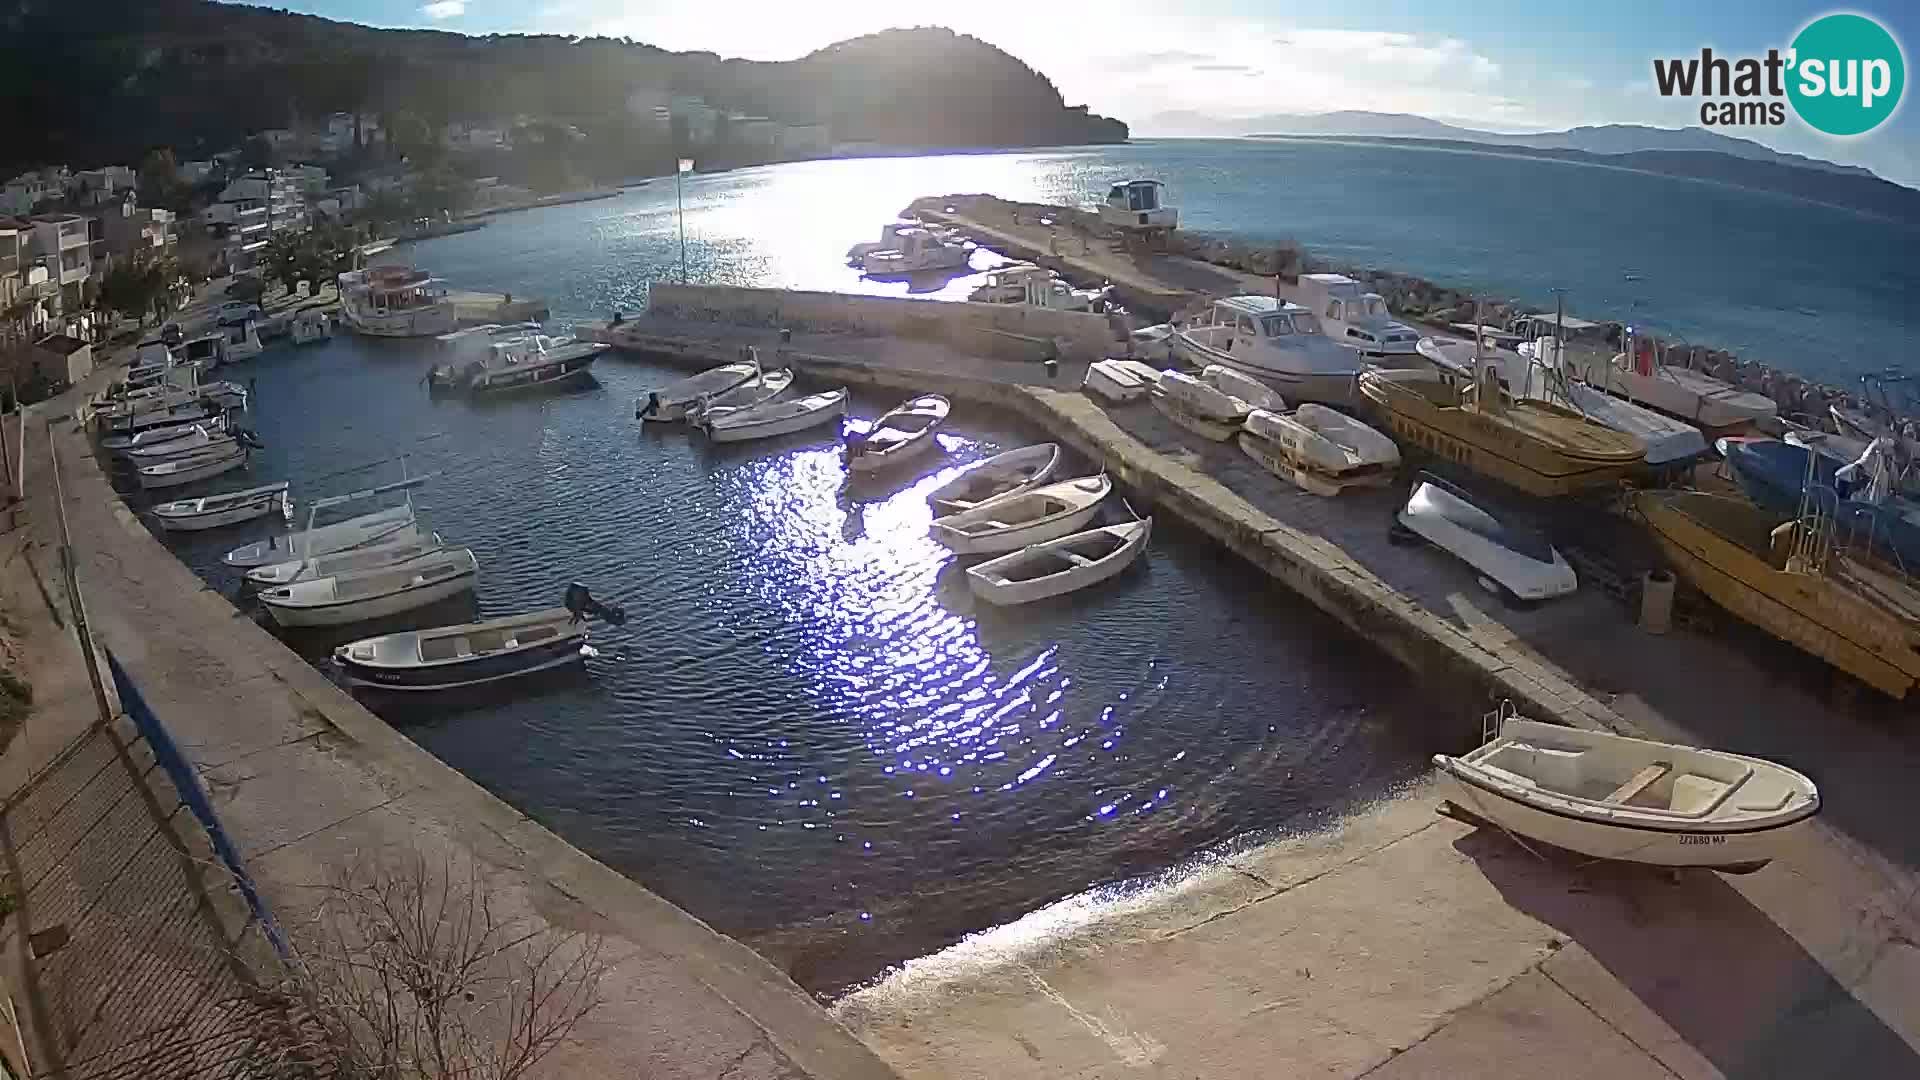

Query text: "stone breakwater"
[909, 194, 1883, 435]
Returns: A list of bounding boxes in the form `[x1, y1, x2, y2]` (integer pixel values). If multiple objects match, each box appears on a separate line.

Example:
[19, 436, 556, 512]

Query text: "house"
[29, 333, 93, 389]
[2, 168, 70, 216]
[0, 217, 55, 343]
[211, 171, 307, 270]
[96, 202, 177, 265]
[283, 164, 330, 194]
[28, 213, 92, 312]
[71, 166, 137, 205]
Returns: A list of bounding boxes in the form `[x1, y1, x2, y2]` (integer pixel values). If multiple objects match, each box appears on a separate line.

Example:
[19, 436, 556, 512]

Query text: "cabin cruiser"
[1170, 296, 1377, 406]
[967, 263, 1109, 311]
[1294, 274, 1421, 360]
[1098, 179, 1177, 232]
[860, 228, 972, 276]
[430, 323, 605, 394]
[337, 261, 457, 337]
[177, 332, 227, 371]
[847, 222, 921, 265]
[222, 318, 264, 362]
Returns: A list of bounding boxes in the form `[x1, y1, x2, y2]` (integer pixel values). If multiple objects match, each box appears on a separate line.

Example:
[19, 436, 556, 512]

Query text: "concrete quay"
[600, 312, 1920, 1079]
[3, 347, 897, 1079]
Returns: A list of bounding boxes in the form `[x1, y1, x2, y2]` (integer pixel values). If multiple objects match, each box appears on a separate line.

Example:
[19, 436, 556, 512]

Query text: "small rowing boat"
[258, 547, 478, 628]
[335, 608, 586, 690]
[1082, 359, 1162, 404]
[1148, 370, 1250, 441]
[151, 482, 291, 532]
[847, 394, 950, 474]
[244, 529, 441, 587]
[930, 474, 1112, 555]
[636, 362, 757, 422]
[966, 518, 1151, 605]
[927, 443, 1062, 513]
[698, 388, 849, 443]
[137, 442, 249, 490]
[1239, 405, 1400, 496]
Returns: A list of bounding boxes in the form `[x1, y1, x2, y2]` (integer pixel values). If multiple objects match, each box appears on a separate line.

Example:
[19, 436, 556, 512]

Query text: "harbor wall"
[645, 284, 1124, 363]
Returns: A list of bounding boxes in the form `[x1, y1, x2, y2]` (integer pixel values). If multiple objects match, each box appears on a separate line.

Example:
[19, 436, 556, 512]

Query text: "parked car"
[215, 300, 261, 326]
[159, 321, 184, 346]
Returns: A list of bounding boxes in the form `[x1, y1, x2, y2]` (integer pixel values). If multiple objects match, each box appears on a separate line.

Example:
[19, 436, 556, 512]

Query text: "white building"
[212, 171, 307, 270]
[28, 213, 92, 312]
[2, 168, 70, 216]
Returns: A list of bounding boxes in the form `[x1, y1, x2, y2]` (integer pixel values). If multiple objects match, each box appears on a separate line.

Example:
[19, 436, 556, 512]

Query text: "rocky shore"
[910, 194, 1888, 435]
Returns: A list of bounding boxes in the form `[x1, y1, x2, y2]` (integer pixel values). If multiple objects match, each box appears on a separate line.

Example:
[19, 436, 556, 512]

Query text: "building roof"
[34, 334, 89, 355]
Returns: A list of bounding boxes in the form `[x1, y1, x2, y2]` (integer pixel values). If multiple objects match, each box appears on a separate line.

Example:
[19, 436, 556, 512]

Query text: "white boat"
[119, 424, 231, 461]
[1420, 336, 1707, 467]
[101, 414, 226, 451]
[1097, 179, 1177, 233]
[1148, 370, 1249, 441]
[177, 333, 228, 371]
[966, 518, 1151, 606]
[1566, 335, 1777, 430]
[930, 474, 1112, 555]
[335, 262, 457, 338]
[698, 388, 849, 443]
[927, 443, 1062, 513]
[1434, 713, 1819, 873]
[1200, 365, 1286, 412]
[333, 607, 590, 691]
[244, 529, 441, 587]
[1171, 296, 1376, 406]
[222, 319, 264, 362]
[1082, 359, 1162, 404]
[1128, 324, 1175, 365]
[636, 362, 757, 422]
[151, 482, 291, 532]
[222, 478, 426, 568]
[199, 380, 250, 410]
[860, 229, 972, 276]
[847, 394, 950, 474]
[289, 308, 332, 345]
[258, 547, 478, 628]
[966, 263, 1107, 311]
[1294, 274, 1423, 359]
[1394, 474, 1576, 605]
[137, 443, 249, 490]
[1239, 405, 1400, 496]
[846, 222, 921, 265]
[688, 368, 794, 418]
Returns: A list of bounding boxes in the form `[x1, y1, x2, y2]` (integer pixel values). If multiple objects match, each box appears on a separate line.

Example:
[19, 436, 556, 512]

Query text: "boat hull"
[1237, 430, 1390, 496]
[1149, 389, 1240, 441]
[967, 521, 1150, 605]
[225, 508, 417, 568]
[138, 449, 248, 490]
[1435, 773, 1804, 872]
[470, 348, 601, 394]
[338, 637, 585, 691]
[934, 502, 1105, 556]
[1172, 335, 1362, 407]
[340, 302, 458, 338]
[705, 394, 848, 443]
[154, 494, 284, 532]
[262, 570, 476, 628]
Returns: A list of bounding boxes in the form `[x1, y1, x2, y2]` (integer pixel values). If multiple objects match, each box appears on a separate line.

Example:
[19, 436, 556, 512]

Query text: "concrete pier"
[450, 289, 549, 326]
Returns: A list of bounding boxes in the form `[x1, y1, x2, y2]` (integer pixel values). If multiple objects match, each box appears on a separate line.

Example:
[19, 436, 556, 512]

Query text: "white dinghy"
[688, 368, 793, 418]
[1435, 711, 1818, 874]
[1201, 365, 1286, 412]
[966, 518, 1152, 606]
[1239, 405, 1401, 496]
[258, 547, 478, 628]
[244, 529, 441, 587]
[927, 443, 1062, 513]
[847, 394, 950, 475]
[1082, 359, 1163, 404]
[636, 362, 757, 422]
[222, 473, 432, 567]
[930, 474, 1112, 555]
[698, 388, 849, 443]
[137, 442, 249, 490]
[151, 482, 291, 532]
[1148, 370, 1250, 441]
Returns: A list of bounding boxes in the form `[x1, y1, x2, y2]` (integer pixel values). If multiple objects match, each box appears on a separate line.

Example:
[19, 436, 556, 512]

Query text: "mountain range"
[1152, 110, 1878, 180]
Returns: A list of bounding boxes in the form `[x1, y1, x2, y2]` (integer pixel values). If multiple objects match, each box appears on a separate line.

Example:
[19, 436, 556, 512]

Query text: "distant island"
[0, 1, 1127, 178]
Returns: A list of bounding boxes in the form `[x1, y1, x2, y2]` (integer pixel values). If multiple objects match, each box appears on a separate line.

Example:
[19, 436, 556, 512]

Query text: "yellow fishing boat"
[1633, 489, 1920, 698]
[1359, 365, 1644, 498]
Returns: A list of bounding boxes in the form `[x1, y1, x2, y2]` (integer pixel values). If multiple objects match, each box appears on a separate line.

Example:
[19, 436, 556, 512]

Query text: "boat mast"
[1471, 300, 1502, 416]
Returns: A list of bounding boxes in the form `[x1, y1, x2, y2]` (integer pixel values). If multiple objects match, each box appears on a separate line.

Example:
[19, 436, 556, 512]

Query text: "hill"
[0, 1, 1126, 174]
[1168, 110, 1876, 179]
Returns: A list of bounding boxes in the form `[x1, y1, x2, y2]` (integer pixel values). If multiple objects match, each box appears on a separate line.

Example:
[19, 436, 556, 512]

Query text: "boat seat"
[1604, 762, 1671, 804]
[1061, 552, 1096, 567]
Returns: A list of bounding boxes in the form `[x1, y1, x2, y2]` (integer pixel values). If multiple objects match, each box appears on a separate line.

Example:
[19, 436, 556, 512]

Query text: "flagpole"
[677, 157, 693, 284]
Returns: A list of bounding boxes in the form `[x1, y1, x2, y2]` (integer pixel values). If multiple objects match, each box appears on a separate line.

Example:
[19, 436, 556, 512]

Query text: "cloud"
[1101, 50, 1216, 73]
[1192, 63, 1256, 73]
[420, 0, 466, 18]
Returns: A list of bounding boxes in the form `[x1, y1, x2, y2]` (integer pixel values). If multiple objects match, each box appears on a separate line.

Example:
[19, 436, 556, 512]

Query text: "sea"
[162, 137, 1918, 994]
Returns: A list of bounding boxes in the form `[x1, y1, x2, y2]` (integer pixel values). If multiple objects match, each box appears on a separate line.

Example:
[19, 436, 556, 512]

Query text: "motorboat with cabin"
[1098, 180, 1177, 235]
[1294, 274, 1422, 360]
[695, 388, 849, 443]
[332, 585, 625, 691]
[222, 318, 264, 363]
[930, 474, 1113, 555]
[1171, 296, 1380, 406]
[258, 546, 478, 628]
[1239, 405, 1400, 496]
[151, 481, 291, 532]
[927, 443, 1062, 514]
[966, 518, 1152, 606]
[966, 263, 1109, 311]
[336, 260, 457, 338]
[847, 222, 923, 265]
[860, 228, 973, 276]
[178, 332, 228, 371]
[222, 471, 432, 568]
[846, 395, 950, 474]
[1434, 709, 1819, 873]
[1394, 473, 1578, 605]
[430, 323, 607, 395]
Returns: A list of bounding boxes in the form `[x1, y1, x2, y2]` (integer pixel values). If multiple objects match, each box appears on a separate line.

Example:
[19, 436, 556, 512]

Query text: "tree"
[139, 147, 188, 211]
[97, 258, 171, 326]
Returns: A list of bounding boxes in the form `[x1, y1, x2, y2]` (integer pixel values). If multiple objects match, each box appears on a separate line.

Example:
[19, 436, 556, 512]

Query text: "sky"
[238, 1, 1919, 185]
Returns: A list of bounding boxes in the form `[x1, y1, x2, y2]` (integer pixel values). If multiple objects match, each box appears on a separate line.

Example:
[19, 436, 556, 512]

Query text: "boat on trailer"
[966, 518, 1152, 605]
[847, 395, 950, 474]
[1435, 709, 1819, 874]
[151, 482, 291, 532]
[927, 443, 1062, 513]
[930, 474, 1112, 555]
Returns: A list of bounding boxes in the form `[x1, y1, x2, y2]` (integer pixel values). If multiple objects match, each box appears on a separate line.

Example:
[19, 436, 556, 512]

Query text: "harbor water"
[159, 340, 1437, 994]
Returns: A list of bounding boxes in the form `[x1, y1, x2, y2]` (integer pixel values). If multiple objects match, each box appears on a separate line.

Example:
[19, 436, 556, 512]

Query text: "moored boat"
[1239, 405, 1400, 496]
[1435, 712, 1819, 873]
[151, 482, 291, 532]
[930, 474, 1112, 555]
[636, 362, 757, 422]
[137, 442, 249, 490]
[334, 608, 583, 690]
[244, 529, 441, 587]
[689, 368, 793, 416]
[1632, 488, 1920, 698]
[222, 475, 430, 567]
[927, 443, 1062, 514]
[258, 547, 479, 628]
[966, 518, 1151, 606]
[1082, 359, 1162, 404]
[847, 394, 950, 474]
[336, 261, 457, 338]
[860, 228, 972, 276]
[697, 388, 849, 443]
[290, 308, 332, 345]
[101, 413, 227, 451]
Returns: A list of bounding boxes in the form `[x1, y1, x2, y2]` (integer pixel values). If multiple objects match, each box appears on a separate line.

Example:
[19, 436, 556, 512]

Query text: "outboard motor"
[564, 583, 627, 626]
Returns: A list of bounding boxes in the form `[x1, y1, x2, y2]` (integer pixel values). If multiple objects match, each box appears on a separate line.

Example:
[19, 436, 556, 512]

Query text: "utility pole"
[676, 157, 693, 284]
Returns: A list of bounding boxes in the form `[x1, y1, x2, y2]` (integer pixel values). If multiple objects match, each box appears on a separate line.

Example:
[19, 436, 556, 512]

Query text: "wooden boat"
[1200, 365, 1286, 412]
[690, 368, 793, 416]
[927, 443, 1062, 513]
[1240, 405, 1399, 496]
[1148, 371, 1249, 442]
[137, 442, 248, 490]
[966, 519, 1151, 606]
[636, 362, 757, 422]
[119, 425, 232, 461]
[1435, 713, 1819, 873]
[334, 608, 588, 691]
[244, 529, 441, 587]
[101, 413, 226, 451]
[1082, 359, 1162, 404]
[223, 491, 420, 568]
[1358, 367, 1642, 498]
[152, 482, 290, 532]
[930, 474, 1112, 555]
[847, 394, 950, 474]
[698, 388, 848, 443]
[258, 548, 478, 628]
[1633, 489, 1920, 698]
